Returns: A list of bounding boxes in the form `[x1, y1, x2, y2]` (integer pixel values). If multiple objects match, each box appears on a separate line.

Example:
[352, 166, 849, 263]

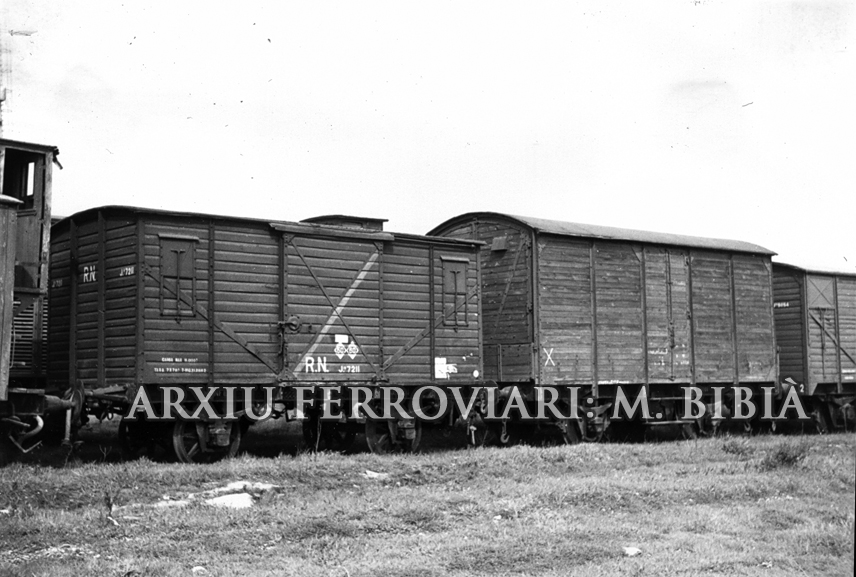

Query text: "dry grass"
[0, 425, 853, 577]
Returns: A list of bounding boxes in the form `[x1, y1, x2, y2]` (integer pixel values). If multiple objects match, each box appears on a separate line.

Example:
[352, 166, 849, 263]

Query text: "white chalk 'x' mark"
[543, 348, 555, 366]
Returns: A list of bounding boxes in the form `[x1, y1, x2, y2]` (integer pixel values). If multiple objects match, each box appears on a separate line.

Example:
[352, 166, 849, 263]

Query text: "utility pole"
[1, 26, 7, 190]
[0, 24, 36, 187]
[0, 87, 5, 137]
[0, 27, 37, 137]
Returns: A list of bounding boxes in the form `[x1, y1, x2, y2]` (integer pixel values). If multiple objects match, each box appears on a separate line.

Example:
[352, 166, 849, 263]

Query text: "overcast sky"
[2, 1, 853, 271]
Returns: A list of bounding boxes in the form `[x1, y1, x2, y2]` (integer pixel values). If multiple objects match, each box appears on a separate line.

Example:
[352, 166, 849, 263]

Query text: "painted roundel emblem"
[334, 334, 359, 360]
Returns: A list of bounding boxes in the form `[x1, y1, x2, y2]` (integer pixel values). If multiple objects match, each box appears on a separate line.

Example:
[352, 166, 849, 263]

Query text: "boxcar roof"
[302, 214, 388, 225]
[0, 137, 60, 155]
[0, 194, 23, 206]
[773, 261, 856, 278]
[52, 205, 482, 247]
[430, 212, 775, 255]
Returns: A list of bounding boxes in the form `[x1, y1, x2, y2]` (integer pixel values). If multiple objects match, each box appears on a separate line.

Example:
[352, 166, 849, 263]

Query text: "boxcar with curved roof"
[430, 212, 779, 441]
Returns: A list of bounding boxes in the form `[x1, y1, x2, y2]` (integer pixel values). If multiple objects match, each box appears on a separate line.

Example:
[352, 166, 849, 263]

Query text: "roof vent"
[301, 215, 387, 231]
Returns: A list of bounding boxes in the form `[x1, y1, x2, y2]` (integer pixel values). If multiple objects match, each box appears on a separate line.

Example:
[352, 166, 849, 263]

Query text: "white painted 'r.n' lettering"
[304, 357, 329, 373]
[294, 252, 378, 374]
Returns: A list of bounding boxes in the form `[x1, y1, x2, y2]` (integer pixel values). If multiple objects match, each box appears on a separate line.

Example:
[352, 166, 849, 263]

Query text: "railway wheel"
[558, 419, 581, 445]
[302, 414, 322, 451]
[680, 422, 699, 440]
[328, 427, 357, 452]
[119, 418, 172, 461]
[172, 420, 241, 464]
[580, 406, 610, 443]
[810, 402, 831, 435]
[302, 415, 356, 452]
[608, 419, 646, 442]
[365, 419, 422, 454]
[842, 403, 856, 432]
[119, 418, 146, 459]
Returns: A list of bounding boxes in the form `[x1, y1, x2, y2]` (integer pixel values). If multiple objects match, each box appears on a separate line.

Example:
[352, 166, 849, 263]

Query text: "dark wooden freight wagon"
[49, 207, 484, 461]
[772, 263, 856, 431]
[1, 138, 79, 466]
[429, 212, 778, 442]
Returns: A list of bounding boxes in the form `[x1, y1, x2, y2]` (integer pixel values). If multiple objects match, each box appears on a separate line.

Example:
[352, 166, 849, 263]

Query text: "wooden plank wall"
[284, 234, 382, 382]
[381, 242, 432, 379]
[733, 256, 776, 381]
[431, 246, 482, 383]
[0, 205, 16, 400]
[72, 219, 101, 384]
[53, 211, 483, 393]
[435, 217, 776, 389]
[644, 248, 692, 383]
[690, 252, 735, 382]
[142, 218, 215, 383]
[594, 242, 645, 384]
[103, 217, 137, 383]
[805, 274, 840, 384]
[1, 147, 53, 391]
[49, 214, 138, 390]
[285, 234, 481, 385]
[774, 268, 856, 390]
[838, 277, 856, 386]
[212, 222, 280, 382]
[439, 221, 532, 383]
[772, 267, 806, 385]
[537, 238, 775, 388]
[538, 238, 592, 385]
[47, 228, 72, 389]
[540, 240, 696, 387]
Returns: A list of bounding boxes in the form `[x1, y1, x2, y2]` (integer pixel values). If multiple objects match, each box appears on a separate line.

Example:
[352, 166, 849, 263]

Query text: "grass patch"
[0, 430, 853, 576]
[721, 437, 754, 458]
[758, 439, 810, 471]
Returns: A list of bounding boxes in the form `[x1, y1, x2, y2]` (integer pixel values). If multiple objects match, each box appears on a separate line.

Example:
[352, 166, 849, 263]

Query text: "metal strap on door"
[808, 310, 856, 367]
[285, 238, 381, 377]
[806, 275, 855, 371]
[142, 264, 280, 374]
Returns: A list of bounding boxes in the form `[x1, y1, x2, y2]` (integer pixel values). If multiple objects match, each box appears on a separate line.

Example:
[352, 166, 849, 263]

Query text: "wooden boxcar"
[772, 263, 856, 431]
[1, 138, 79, 465]
[429, 212, 779, 441]
[1, 139, 58, 391]
[49, 206, 484, 461]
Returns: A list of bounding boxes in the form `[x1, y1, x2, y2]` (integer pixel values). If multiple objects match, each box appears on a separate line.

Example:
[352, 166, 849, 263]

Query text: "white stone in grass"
[363, 470, 390, 480]
[197, 481, 280, 499]
[205, 492, 254, 509]
[154, 499, 190, 508]
[191, 567, 208, 575]
[622, 547, 642, 557]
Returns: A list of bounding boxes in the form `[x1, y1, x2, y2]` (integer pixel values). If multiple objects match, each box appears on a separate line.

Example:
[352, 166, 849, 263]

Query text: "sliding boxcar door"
[281, 233, 383, 384]
[806, 275, 840, 384]
[645, 248, 692, 383]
